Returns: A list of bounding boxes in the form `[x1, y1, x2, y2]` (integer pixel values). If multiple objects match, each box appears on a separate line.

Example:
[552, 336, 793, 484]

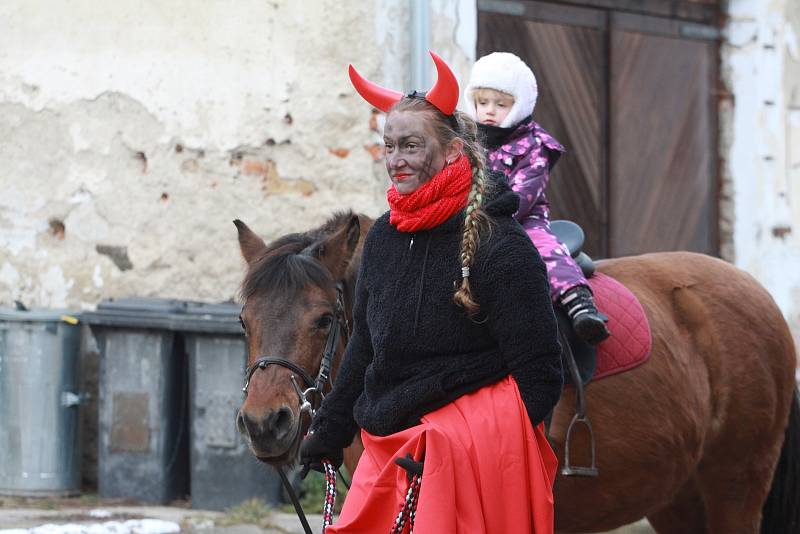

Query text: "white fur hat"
[464, 52, 538, 128]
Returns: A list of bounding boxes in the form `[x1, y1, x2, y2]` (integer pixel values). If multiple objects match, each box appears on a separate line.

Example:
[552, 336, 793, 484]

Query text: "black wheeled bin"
[83, 298, 190, 504]
[180, 301, 282, 511]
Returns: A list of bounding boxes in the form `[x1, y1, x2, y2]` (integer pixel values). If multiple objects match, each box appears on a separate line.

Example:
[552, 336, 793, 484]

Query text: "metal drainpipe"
[410, 0, 431, 90]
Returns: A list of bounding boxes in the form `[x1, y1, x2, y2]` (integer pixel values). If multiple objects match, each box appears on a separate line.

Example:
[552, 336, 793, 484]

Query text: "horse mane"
[240, 211, 358, 300]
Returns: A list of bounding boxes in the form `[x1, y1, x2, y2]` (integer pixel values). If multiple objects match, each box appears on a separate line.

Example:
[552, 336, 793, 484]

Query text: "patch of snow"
[0, 519, 181, 534]
[88, 510, 111, 519]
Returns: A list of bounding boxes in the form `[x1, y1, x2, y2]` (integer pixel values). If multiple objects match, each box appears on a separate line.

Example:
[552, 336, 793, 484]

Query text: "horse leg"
[676, 414, 787, 534]
[646, 459, 772, 534]
[693, 461, 776, 534]
[646, 479, 707, 534]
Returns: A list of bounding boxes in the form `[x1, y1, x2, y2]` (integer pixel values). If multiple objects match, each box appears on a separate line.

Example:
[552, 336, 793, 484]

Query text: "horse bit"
[241, 282, 350, 417]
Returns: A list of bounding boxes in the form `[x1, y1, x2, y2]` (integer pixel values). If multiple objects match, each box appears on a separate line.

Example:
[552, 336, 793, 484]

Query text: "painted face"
[383, 110, 447, 195]
[474, 89, 515, 126]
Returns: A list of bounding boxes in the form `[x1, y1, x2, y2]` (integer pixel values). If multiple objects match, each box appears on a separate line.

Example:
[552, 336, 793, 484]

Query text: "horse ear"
[234, 219, 268, 265]
[316, 215, 361, 280]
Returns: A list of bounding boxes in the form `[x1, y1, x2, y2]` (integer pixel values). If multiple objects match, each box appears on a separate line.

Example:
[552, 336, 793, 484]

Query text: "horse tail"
[761, 387, 800, 534]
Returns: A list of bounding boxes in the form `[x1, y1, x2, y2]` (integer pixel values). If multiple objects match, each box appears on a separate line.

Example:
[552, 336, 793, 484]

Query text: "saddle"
[550, 220, 651, 386]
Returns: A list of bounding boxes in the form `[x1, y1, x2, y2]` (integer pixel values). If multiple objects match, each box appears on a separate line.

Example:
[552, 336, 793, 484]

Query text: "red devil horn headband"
[348, 51, 459, 115]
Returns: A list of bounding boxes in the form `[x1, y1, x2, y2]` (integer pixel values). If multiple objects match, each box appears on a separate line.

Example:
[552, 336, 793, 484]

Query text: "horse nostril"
[237, 410, 254, 439]
[237, 407, 295, 445]
[269, 406, 294, 440]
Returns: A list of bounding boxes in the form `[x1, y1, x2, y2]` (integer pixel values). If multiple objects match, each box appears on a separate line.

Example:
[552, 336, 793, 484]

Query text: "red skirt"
[327, 376, 558, 533]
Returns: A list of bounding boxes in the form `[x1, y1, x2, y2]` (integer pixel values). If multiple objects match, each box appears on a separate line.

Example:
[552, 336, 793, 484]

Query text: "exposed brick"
[241, 158, 267, 176]
[329, 147, 350, 158]
[364, 143, 385, 162]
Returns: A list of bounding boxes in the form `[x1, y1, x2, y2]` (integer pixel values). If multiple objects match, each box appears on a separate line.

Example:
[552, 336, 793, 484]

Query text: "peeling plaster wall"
[0, 0, 466, 309]
[721, 0, 800, 346]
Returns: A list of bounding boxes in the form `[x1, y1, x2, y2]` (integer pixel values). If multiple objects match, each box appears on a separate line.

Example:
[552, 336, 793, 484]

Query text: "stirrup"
[561, 413, 598, 477]
[559, 326, 599, 477]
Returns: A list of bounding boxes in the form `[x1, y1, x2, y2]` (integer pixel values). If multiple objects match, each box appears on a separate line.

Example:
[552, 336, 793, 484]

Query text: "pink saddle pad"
[587, 272, 652, 380]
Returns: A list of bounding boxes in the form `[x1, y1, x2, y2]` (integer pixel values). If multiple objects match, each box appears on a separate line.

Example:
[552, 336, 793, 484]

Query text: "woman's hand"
[299, 429, 344, 478]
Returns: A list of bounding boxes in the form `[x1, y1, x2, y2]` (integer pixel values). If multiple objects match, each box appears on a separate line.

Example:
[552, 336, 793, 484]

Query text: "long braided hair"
[389, 98, 491, 317]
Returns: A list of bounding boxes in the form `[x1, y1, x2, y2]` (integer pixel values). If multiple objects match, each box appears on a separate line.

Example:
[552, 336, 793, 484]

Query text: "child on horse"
[465, 52, 610, 345]
[299, 52, 561, 533]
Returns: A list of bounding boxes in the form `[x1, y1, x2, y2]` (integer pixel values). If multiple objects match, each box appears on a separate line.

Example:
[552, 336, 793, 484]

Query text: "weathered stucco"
[721, 0, 800, 345]
[0, 0, 430, 308]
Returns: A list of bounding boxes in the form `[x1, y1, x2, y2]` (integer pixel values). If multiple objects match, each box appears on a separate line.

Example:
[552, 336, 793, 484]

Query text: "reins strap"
[276, 465, 314, 534]
[315, 315, 340, 392]
[315, 283, 347, 393]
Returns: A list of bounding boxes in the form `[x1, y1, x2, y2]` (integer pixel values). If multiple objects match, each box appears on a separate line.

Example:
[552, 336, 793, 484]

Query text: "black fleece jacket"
[313, 177, 563, 448]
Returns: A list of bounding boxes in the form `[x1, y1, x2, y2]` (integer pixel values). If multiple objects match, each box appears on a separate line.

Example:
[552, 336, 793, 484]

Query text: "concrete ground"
[0, 496, 655, 534]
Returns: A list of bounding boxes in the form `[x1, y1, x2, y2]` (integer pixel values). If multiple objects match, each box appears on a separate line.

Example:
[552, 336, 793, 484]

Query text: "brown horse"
[234, 213, 799, 533]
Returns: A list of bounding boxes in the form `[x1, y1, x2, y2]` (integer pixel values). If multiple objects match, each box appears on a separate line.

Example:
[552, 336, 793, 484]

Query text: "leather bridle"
[241, 282, 350, 417]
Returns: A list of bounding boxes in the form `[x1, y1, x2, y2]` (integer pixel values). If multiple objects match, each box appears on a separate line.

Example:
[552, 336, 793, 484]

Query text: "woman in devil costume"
[300, 52, 562, 533]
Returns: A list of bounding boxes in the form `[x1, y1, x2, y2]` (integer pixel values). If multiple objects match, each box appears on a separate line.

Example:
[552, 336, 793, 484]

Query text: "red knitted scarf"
[387, 155, 472, 232]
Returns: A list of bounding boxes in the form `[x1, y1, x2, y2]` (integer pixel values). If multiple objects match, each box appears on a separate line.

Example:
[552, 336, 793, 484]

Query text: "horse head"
[234, 212, 365, 466]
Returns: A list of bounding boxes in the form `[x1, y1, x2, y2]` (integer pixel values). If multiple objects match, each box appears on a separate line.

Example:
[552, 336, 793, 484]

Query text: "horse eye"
[316, 314, 333, 330]
[239, 316, 247, 333]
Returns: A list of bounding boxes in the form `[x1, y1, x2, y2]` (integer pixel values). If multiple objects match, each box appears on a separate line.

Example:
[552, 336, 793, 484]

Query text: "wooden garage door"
[477, 1, 720, 258]
[610, 25, 717, 256]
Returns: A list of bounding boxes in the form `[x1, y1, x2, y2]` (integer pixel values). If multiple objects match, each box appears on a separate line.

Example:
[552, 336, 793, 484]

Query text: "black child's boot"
[560, 285, 610, 345]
